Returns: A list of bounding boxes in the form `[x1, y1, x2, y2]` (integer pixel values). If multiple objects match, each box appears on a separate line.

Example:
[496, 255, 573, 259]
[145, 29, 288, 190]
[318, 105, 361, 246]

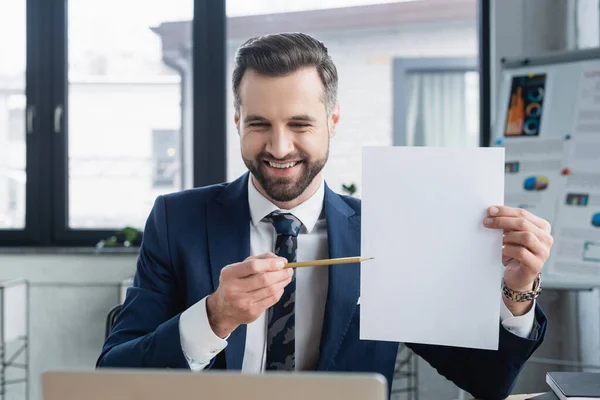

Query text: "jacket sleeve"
[406, 303, 547, 400]
[96, 195, 195, 369]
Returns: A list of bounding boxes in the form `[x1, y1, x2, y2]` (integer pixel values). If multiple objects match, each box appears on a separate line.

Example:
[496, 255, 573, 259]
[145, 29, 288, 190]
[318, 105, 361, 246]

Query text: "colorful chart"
[505, 74, 546, 137]
[565, 193, 589, 206]
[523, 176, 549, 191]
[505, 162, 520, 173]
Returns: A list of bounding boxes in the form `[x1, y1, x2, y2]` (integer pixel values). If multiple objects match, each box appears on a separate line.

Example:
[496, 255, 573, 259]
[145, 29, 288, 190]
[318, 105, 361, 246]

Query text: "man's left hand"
[483, 206, 554, 316]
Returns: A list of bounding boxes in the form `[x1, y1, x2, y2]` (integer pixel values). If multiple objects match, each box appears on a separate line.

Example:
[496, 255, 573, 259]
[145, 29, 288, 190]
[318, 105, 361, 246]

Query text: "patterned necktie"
[262, 211, 302, 370]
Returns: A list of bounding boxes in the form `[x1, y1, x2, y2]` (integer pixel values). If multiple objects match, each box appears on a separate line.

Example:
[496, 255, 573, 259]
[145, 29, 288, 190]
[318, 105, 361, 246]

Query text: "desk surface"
[470, 395, 541, 400]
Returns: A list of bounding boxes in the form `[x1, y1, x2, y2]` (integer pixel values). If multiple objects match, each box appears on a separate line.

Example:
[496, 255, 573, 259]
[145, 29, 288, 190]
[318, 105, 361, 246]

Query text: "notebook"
[546, 372, 600, 400]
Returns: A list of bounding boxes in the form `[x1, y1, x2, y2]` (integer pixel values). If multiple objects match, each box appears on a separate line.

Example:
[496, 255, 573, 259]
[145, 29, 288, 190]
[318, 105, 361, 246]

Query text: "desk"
[469, 395, 541, 400]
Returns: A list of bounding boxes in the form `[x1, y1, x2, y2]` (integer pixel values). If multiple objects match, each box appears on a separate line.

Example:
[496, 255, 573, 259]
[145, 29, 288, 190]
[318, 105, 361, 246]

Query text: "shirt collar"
[248, 175, 325, 233]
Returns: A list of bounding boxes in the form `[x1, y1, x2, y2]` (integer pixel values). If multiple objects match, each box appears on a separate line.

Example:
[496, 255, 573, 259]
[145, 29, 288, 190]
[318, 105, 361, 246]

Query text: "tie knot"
[264, 211, 302, 237]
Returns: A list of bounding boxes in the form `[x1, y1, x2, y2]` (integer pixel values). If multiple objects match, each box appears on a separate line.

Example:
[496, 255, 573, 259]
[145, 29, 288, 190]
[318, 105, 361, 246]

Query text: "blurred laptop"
[42, 369, 388, 400]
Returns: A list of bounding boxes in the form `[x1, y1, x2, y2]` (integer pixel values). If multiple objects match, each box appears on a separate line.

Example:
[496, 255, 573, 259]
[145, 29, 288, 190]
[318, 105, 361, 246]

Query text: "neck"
[251, 174, 322, 210]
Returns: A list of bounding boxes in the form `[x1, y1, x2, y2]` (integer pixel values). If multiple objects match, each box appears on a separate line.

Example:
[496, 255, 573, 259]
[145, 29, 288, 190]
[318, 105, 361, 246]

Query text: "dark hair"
[232, 32, 338, 114]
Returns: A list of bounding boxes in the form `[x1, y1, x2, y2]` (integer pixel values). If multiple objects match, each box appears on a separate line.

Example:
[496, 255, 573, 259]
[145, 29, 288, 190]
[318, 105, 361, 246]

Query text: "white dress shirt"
[179, 177, 536, 372]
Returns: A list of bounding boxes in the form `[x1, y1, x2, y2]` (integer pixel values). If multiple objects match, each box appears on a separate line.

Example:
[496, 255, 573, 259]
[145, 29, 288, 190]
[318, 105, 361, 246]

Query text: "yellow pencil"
[284, 256, 374, 269]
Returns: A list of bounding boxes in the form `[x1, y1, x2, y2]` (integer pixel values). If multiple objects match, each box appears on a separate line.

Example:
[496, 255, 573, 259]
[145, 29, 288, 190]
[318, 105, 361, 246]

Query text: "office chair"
[105, 304, 122, 339]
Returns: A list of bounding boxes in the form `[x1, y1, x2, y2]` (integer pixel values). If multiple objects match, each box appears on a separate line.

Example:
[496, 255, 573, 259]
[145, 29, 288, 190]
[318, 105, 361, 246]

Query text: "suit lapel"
[317, 185, 361, 371]
[206, 173, 251, 370]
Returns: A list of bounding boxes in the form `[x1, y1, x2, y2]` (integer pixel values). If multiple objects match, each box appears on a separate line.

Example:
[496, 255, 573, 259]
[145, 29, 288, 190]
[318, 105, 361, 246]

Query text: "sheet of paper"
[551, 68, 600, 276]
[360, 146, 504, 350]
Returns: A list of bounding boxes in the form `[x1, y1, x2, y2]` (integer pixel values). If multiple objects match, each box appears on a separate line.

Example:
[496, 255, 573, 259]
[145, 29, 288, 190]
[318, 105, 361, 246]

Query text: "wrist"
[501, 273, 541, 316]
[503, 297, 533, 316]
[206, 294, 237, 339]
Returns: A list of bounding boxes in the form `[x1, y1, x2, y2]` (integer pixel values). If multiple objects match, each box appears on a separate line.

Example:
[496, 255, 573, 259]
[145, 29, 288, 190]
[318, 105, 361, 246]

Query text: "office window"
[67, 0, 193, 229]
[0, 1, 26, 229]
[8, 96, 26, 142]
[402, 68, 479, 148]
[152, 129, 179, 188]
[224, 0, 478, 196]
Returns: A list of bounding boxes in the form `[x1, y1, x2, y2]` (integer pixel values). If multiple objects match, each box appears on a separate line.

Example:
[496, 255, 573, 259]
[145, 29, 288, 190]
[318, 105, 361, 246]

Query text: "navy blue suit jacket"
[97, 173, 547, 399]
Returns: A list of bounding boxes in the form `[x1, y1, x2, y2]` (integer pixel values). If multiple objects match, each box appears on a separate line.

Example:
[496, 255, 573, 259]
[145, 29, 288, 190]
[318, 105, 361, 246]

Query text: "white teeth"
[268, 161, 297, 169]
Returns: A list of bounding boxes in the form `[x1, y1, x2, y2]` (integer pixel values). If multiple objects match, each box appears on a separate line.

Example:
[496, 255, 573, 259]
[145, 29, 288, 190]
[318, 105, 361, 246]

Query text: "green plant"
[97, 226, 143, 248]
[342, 183, 357, 196]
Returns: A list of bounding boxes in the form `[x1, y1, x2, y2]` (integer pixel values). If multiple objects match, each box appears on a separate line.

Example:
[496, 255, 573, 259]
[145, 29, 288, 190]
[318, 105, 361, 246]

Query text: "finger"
[251, 276, 293, 305]
[225, 256, 288, 279]
[502, 244, 543, 276]
[502, 254, 513, 266]
[488, 206, 551, 233]
[484, 216, 542, 234]
[245, 252, 278, 261]
[503, 231, 547, 258]
[254, 290, 285, 310]
[242, 268, 294, 292]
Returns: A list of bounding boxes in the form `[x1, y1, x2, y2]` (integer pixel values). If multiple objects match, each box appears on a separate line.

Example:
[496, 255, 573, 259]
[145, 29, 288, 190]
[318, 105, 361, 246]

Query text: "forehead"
[238, 67, 326, 116]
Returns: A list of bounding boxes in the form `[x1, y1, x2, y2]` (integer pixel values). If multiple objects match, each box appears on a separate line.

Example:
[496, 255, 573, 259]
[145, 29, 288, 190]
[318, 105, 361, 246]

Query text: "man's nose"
[265, 127, 294, 159]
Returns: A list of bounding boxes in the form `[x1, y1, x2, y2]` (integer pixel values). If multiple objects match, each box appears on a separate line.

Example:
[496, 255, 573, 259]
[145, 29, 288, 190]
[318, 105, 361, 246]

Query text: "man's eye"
[249, 123, 268, 127]
[290, 123, 310, 128]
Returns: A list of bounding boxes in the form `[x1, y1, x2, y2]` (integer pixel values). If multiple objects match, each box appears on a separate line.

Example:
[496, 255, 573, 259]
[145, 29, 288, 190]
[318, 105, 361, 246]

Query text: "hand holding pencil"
[205, 253, 373, 339]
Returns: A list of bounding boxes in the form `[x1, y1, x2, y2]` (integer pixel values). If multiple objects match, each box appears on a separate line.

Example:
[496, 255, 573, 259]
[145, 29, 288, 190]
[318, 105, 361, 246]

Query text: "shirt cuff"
[179, 296, 229, 370]
[499, 297, 536, 339]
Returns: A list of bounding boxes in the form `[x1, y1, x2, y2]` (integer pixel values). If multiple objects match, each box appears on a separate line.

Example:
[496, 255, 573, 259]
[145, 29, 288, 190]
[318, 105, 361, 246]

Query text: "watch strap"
[502, 273, 542, 302]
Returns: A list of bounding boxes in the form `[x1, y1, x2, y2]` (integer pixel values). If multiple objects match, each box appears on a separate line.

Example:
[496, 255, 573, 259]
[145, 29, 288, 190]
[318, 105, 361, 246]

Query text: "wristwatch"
[502, 273, 542, 302]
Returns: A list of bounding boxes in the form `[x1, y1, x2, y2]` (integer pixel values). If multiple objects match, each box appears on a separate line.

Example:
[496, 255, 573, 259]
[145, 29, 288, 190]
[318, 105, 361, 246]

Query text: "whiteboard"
[492, 48, 600, 290]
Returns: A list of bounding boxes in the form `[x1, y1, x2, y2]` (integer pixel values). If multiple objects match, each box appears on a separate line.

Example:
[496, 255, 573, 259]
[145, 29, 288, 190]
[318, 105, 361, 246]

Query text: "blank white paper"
[360, 146, 505, 350]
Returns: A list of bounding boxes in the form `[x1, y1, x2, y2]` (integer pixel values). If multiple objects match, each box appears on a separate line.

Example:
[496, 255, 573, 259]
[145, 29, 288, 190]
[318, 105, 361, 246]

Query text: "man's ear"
[329, 101, 340, 138]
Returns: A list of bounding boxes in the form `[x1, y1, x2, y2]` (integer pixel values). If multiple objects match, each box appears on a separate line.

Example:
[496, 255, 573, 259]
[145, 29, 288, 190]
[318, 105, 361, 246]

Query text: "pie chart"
[523, 176, 549, 191]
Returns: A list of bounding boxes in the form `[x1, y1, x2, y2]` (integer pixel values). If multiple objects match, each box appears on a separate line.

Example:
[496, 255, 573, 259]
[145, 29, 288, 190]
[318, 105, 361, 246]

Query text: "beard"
[243, 149, 328, 203]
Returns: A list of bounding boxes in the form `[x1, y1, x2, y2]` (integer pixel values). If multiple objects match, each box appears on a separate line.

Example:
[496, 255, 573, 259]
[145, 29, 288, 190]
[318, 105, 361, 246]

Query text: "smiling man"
[98, 33, 552, 399]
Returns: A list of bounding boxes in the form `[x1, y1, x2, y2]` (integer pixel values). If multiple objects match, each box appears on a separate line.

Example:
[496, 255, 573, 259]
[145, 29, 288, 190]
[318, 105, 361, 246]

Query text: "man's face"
[235, 67, 339, 203]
